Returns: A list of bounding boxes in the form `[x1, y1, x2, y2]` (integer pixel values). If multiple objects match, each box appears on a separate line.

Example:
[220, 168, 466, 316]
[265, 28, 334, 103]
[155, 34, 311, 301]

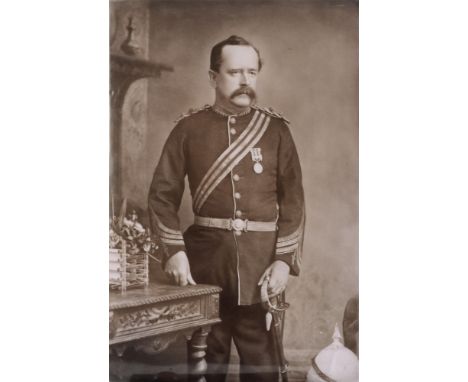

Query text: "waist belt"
[194, 216, 277, 232]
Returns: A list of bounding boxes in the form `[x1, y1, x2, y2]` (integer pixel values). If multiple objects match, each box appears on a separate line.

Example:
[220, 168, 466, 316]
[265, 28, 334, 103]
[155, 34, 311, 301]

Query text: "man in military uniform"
[148, 35, 305, 381]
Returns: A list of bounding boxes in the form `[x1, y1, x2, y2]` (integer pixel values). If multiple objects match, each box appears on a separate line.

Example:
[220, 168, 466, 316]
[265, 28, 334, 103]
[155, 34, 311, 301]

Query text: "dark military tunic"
[148, 105, 305, 307]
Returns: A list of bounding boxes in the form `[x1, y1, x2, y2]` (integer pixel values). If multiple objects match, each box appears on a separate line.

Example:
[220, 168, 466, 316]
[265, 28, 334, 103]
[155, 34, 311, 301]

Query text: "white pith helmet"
[306, 324, 359, 382]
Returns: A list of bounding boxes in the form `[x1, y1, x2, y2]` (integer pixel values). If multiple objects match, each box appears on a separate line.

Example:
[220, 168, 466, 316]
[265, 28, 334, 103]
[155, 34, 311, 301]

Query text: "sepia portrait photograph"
[109, 0, 358, 381]
[4, 1, 468, 381]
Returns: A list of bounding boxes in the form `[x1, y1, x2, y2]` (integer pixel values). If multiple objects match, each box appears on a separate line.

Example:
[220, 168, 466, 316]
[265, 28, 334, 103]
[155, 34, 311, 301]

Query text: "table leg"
[109, 345, 128, 381]
[187, 327, 210, 382]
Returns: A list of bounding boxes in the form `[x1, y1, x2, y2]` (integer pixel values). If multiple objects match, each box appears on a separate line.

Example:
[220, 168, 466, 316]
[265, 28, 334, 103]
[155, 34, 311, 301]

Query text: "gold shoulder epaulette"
[174, 104, 211, 124]
[252, 105, 290, 124]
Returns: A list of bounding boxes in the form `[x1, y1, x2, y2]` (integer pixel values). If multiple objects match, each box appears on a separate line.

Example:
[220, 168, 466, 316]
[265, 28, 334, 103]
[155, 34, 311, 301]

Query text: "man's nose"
[240, 72, 250, 85]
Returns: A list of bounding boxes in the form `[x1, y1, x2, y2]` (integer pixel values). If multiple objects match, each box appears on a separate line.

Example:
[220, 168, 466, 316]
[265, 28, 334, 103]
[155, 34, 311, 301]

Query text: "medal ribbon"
[251, 147, 263, 162]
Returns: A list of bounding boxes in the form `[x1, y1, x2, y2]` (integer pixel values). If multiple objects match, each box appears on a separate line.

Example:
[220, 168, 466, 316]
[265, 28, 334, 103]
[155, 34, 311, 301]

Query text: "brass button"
[233, 174, 240, 181]
[235, 210, 242, 218]
[230, 128, 236, 135]
[234, 192, 241, 199]
[230, 117, 237, 124]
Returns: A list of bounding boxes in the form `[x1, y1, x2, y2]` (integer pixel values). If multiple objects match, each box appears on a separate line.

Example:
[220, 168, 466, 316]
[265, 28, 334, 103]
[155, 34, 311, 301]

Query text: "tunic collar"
[211, 104, 252, 118]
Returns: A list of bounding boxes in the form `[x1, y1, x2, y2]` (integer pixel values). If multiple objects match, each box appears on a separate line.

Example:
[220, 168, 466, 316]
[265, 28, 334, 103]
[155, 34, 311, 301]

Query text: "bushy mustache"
[230, 87, 256, 99]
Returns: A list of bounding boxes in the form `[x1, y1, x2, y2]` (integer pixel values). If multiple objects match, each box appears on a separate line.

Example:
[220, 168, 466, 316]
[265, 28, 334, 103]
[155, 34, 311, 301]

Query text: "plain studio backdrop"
[112, 0, 358, 358]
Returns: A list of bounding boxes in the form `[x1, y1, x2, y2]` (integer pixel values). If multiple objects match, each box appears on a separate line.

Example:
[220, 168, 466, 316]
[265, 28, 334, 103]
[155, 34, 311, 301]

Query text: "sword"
[261, 278, 290, 382]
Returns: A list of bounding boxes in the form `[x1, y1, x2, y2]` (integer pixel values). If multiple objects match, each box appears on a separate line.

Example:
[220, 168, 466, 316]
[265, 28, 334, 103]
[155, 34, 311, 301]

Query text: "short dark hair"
[210, 35, 263, 73]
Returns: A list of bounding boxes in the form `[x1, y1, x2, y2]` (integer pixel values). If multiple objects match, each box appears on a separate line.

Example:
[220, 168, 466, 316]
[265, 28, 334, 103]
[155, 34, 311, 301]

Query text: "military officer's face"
[210, 45, 259, 109]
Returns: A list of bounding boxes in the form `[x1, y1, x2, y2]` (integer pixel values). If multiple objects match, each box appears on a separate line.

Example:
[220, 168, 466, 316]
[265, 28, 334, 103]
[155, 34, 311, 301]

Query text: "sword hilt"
[260, 278, 290, 313]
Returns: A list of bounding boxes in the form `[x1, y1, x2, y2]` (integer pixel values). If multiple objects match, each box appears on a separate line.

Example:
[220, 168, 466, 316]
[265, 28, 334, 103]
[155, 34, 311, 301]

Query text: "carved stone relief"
[110, 0, 150, 207]
[123, 80, 146, 147]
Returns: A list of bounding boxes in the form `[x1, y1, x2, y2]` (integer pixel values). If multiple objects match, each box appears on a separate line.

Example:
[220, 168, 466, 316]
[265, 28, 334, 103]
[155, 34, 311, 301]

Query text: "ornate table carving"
[110, 283, 222, 381]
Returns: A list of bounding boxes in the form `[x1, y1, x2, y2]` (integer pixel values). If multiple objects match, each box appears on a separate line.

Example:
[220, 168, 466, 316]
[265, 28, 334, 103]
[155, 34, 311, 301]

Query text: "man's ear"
[208, 70, 217, 89]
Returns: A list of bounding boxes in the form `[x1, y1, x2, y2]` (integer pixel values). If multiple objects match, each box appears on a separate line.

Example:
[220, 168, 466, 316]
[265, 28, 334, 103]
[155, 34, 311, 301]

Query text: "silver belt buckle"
[231, 218, 246, 232]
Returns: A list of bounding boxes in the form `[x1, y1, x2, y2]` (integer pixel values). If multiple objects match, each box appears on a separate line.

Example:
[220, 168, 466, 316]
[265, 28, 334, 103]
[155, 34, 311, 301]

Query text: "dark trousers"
[206, 304, 279, 382]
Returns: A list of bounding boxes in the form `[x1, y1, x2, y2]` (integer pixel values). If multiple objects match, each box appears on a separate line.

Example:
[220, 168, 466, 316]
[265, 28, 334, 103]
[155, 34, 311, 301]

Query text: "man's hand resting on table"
[164, 251, 196, 286]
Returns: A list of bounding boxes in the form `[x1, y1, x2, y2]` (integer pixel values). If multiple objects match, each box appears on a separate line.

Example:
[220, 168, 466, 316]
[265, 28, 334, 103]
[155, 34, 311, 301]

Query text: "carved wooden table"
[110, 283, 222, 381]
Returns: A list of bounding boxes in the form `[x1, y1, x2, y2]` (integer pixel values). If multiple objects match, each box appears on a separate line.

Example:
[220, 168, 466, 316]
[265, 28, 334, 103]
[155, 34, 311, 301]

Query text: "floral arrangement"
[109, 199, 159, 261]
[109, 199, 160, 291]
